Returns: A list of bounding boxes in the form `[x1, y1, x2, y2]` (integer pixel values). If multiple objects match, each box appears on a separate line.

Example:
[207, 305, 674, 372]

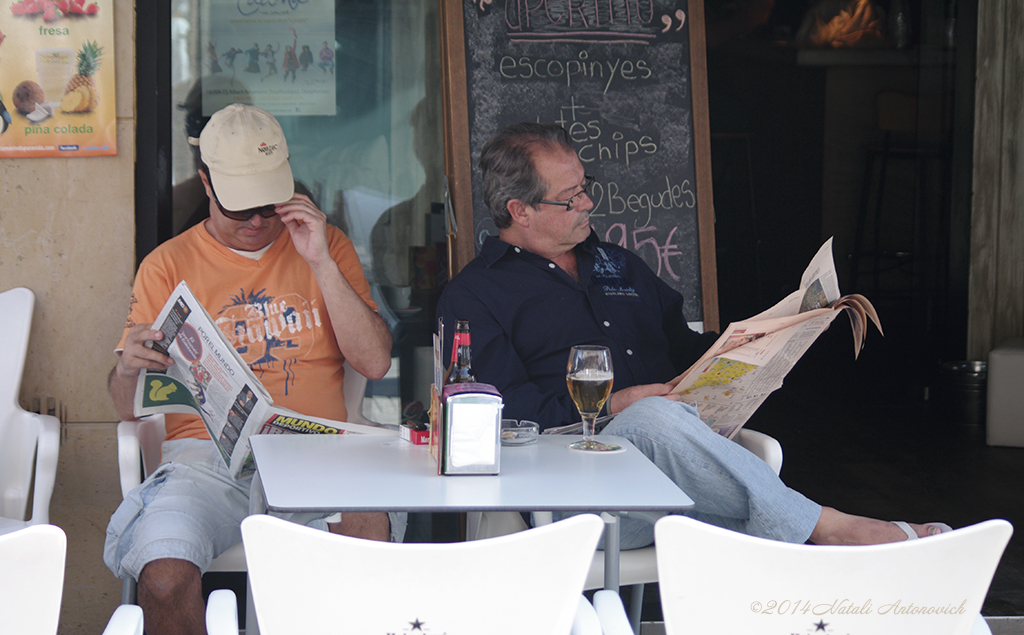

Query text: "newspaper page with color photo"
[134, 280, 394, 480]
[668, 238, 882, 439]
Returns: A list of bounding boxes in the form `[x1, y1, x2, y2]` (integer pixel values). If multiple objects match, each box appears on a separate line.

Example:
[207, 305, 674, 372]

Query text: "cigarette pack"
[400, 422, 430, 445]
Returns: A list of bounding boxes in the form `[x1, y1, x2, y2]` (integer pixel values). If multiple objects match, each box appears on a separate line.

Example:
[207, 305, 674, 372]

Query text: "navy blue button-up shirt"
[437, 233, 718, 430]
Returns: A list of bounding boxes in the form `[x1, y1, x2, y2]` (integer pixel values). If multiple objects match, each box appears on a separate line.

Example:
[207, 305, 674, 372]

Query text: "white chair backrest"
[0, 524, 66, 635]
[0, 287, 34, 414]
[0, 410, 38, 522]
[101, 604, 144, 635]
[136, 415, 167, 478]
[242, 513, 604, 635]
[341, 360, 369, 423]
[655, 515, 1013, 635]
[341, 360, 394, 427]
[0, 288, 49, 525]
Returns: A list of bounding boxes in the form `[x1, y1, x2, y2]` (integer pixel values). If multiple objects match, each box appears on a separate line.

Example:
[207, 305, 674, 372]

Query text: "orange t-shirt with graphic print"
[116, 221, 378, 441]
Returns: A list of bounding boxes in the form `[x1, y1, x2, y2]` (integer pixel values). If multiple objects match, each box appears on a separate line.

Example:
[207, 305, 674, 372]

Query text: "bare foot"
[809, 507, 944, 545]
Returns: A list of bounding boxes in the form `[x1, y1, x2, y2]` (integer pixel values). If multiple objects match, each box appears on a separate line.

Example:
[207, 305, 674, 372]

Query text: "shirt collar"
[480, 235, 514, 267]
[480, 231, 600, 267]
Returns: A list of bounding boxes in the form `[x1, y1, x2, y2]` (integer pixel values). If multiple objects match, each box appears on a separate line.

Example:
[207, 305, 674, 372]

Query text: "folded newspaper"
[135, 280, 395, 480]
[667, 237, 882, 439]
[545, 237, 881, 439]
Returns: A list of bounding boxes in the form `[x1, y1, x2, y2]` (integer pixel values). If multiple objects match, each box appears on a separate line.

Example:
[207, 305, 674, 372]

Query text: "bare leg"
[137, 558, 206, 635]
[328, 511, 391, 541]
[809, 507, 944, 545]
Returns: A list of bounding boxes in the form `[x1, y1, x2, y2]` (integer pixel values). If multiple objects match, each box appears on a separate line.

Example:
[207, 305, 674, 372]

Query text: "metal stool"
[848, 91, 947, 297]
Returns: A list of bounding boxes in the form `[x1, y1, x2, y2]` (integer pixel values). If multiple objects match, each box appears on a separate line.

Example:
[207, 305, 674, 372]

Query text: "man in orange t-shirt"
[105, 104, 395, 635]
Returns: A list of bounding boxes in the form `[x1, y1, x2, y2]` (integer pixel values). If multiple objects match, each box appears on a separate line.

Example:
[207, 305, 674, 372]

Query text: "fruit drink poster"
[199, 0, 335, 117]
[0, 0, 115, 157]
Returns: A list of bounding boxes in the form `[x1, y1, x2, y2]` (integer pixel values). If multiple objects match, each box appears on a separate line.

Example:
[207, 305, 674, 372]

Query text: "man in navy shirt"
[438, 122, 947, 547]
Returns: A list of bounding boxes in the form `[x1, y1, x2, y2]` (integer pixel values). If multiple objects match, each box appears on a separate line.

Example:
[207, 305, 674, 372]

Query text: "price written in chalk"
[588, 176, 696, 228]
[601, 223, 687, 282]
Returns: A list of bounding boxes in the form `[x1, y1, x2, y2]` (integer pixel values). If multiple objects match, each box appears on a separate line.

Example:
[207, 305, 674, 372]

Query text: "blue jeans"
[557, 397, 821, 550]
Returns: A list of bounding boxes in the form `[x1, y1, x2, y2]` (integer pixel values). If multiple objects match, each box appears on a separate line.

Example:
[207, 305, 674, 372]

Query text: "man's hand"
[116, 324, 174, 377]
[275, 193, 332, 269]
[109, 324, 173, 421]
[607, 383, 678, 414]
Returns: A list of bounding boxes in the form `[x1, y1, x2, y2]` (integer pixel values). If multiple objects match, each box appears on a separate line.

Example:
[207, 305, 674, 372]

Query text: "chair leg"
[628, 583, 644, 634]
[850, 147, 879, 292]
[121, 577, 137, 605]
[870, 133, 893, 295]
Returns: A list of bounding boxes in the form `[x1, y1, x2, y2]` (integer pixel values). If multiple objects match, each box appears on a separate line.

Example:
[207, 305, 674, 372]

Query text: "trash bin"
[938, 361, 987, 443]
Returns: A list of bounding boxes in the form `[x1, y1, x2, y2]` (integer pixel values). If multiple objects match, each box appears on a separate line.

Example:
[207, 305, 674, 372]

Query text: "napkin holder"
[439, 382, 502, 475]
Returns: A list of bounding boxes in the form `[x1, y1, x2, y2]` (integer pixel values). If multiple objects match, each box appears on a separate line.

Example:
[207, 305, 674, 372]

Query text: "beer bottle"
[444, 319, 476, 385]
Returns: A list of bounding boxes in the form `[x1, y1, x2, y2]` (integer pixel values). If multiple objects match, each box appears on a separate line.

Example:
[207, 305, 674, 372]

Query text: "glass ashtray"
[500, 419, 539, 446]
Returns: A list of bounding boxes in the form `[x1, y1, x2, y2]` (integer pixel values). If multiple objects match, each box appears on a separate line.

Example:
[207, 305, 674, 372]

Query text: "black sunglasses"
[210, 187, 279, 222]
[539, 175, 596, 212]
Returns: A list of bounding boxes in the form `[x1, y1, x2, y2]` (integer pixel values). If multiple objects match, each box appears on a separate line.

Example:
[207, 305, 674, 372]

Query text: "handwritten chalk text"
[499, 51, 652, 93]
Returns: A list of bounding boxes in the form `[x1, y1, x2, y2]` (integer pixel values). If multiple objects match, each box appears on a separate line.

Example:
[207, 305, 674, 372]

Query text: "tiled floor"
[50, 424, 127, 633]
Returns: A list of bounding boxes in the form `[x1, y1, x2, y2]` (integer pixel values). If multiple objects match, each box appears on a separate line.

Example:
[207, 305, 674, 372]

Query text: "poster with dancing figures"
[201, 0, 336, 117]
[0, 0, 116, 157]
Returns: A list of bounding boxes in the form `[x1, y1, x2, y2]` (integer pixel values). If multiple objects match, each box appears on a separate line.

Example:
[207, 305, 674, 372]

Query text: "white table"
[246, 434, 693, 632]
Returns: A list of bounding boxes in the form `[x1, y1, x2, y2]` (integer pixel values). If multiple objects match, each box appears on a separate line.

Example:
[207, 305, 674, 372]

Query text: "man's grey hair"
[480, 122, 574, 229]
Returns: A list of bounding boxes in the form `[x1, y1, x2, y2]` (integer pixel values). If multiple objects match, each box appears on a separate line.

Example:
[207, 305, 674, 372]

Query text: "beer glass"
[566, 345, 620, 452]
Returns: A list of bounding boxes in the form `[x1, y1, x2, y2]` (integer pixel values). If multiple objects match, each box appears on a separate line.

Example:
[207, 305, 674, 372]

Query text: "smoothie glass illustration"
[35, 48, 74, 105]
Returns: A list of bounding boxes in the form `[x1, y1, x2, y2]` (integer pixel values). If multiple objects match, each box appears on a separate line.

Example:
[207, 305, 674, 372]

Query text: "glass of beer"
[566, 345, 620, 452]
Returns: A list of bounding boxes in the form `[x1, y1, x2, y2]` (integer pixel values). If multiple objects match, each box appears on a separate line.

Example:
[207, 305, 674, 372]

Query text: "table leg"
[602, 512, 620, 592]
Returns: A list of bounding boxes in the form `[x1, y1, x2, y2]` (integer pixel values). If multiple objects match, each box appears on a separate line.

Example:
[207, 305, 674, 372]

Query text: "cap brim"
[210, 159, 294, 211]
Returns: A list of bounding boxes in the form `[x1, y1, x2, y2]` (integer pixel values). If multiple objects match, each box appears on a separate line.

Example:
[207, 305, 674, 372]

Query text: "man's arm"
[108, 325, 173, 421]
[607, 383, 677, 415]
[660, 278, 720, 373]
[275, 193, 392, 380]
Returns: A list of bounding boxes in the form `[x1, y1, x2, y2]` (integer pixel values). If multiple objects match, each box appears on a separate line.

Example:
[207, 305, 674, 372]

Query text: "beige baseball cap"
[192, 103, 294, 210]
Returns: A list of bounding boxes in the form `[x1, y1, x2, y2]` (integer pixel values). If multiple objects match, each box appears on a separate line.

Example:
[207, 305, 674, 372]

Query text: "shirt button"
[626, 349, 634, 355]
[548, 263, 556, 269]
[603, 321, 610, 327]
[514, 247, 521, 253]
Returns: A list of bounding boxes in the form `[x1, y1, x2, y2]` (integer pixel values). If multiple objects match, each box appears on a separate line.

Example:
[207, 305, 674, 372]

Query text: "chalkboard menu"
[441, 0, 718, 328]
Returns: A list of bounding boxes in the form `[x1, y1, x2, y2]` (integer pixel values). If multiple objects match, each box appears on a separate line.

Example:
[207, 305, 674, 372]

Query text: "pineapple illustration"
[60, 40, 103, 113]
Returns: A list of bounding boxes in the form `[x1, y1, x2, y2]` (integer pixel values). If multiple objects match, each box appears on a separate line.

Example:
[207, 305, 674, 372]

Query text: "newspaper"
[134, 280, 395, 480]
[545, 237, 881, 439]
[667, 237, 882, 439]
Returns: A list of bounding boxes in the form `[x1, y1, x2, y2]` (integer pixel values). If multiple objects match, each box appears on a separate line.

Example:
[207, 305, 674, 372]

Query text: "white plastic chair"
[115, 361, 387, 603]
[100, 604, 144, 635]
[0, 524, 67, 635]
[206, 513, 605, 635]
[115, 413, 248, 605]
[467, 427, 784, 630]
[649, 514, 1012, 635]
[0, 287, 61, 536]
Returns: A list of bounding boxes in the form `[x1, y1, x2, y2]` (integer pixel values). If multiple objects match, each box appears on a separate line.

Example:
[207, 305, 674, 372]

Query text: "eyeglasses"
[539, 175, 596, 212]
[210, 188, 279, 222]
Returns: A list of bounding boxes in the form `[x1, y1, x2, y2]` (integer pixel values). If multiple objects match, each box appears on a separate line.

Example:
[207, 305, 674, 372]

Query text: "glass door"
[163, 0, 446, 424]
